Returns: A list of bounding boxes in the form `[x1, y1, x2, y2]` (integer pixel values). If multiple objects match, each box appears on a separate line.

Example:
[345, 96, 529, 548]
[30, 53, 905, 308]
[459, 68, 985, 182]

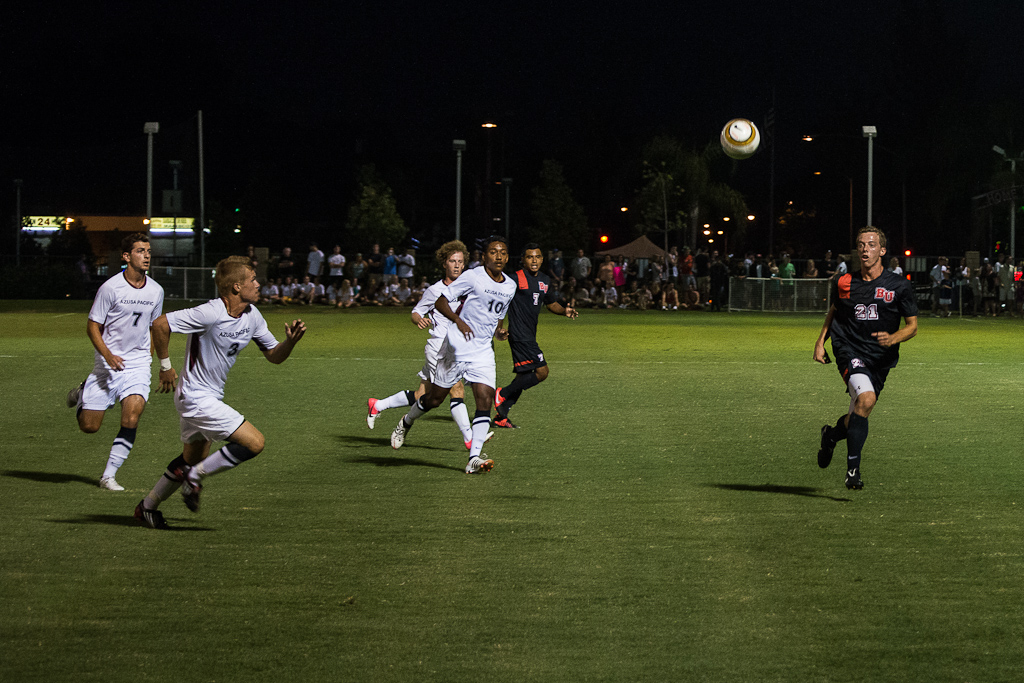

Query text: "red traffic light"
[600, 235, 609, 244]
[904, 249, 911, 257]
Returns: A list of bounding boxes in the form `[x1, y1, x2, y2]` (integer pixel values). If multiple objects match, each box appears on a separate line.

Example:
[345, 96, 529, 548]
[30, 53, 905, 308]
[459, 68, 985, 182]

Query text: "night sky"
[4, 1, 1023, 256]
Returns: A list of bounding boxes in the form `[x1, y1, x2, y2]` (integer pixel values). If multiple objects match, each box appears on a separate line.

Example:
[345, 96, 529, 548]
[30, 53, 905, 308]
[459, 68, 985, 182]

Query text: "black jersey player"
[493, 243, 577, 428]
[813, 226, 918, 489]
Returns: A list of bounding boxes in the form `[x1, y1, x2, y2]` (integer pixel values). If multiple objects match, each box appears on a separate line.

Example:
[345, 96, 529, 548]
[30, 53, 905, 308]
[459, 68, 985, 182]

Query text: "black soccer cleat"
[493, 416, 519, 429]
[845, 468, 864, 490]
[134, 500, 170, 529]
[180, 478, 202, 513]
[817, 425, 836, 469]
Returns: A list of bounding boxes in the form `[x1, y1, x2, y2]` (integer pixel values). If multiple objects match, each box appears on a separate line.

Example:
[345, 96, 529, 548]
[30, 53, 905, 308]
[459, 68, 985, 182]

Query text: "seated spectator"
[573, 278, 592, 308]
[312, 281, 327, 305]
[661, 282, 680, 310]
[279, 276, 296, 304]
[637, 283, 654, 310]
[326, 284, 339, 306]
[296, 275, 316, 305]
[595, 284, 618, 309]
[680, 278, 701, 310]
[260, 280, 281, 305]
[337, 279, 360, 308]
[412, 277, 429, 302]
[370, 283, 389, 306]
[394, 278, 413, 306]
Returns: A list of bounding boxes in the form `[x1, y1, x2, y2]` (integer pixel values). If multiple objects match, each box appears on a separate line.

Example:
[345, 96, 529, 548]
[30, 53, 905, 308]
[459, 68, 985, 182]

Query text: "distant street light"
[992, 144, 1022, 260]
[452, 139, 466, 240]
[144, 122, 160, 220]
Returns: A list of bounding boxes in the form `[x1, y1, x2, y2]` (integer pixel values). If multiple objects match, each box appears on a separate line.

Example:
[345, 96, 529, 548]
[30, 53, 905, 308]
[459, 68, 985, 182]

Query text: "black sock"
[504, 371, 541, 405]
[832, 414, 849, 441]
[846, 414, 869, 473]
[165, 454, 188, 481]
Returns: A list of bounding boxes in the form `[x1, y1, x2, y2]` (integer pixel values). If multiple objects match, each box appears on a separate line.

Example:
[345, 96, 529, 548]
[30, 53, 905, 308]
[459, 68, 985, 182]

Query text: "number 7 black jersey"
[829, 269, 918, 368]
[507, 268, 560, 343]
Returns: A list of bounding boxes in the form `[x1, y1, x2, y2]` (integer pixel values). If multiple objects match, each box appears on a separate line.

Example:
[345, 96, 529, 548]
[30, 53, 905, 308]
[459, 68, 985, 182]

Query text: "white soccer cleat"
[66, 381, 84, 408]
[391, 418, 410, 449]
[99, 476, 125, 491]
[465, 431, 495, 450]
[366, 397, 379, 429]
[465, 455, 494, 474]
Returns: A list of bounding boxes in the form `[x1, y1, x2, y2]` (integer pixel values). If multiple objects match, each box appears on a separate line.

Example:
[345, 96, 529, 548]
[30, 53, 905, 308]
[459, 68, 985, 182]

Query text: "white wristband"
[159, 357, 172, 372]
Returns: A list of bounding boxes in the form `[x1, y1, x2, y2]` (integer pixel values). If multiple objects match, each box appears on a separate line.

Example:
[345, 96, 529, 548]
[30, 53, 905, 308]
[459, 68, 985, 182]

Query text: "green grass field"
[1, 301, 1022, 682]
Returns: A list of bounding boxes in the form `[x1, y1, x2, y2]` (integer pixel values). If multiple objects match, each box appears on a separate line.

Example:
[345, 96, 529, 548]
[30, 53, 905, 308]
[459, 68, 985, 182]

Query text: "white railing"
[727, 277, 833, 313]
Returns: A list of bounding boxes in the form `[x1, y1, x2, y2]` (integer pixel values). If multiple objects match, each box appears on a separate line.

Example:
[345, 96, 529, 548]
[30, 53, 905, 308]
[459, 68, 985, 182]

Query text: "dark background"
[3, 1, 1023, 258]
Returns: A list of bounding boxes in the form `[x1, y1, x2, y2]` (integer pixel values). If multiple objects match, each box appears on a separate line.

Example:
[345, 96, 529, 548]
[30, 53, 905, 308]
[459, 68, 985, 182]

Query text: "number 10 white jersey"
[441, 266, 515, 363]
[166, 298, 279, 401]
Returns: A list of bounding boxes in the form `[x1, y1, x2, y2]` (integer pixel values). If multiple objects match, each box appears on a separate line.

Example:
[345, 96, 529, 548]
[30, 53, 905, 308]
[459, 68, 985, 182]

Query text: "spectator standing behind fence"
[366, 244, 384, 294]
[823, 250, 836, 279]
[930, 257, 948, 316]
[328, 246, 346, 289]
[275, 247, 295, 280]
[694, 247, 710, 302]
[349, 252, 366, 289]
[571, 249, 591, 281]
[888, 257, 903, 277]
[306, 244, 325, 285]
[397, 248, 416, 280]
[804, 259, 820, 309]
[597, 256, 615, 289]
[710, 252, 729, 311]
[548, 249, 565, 288]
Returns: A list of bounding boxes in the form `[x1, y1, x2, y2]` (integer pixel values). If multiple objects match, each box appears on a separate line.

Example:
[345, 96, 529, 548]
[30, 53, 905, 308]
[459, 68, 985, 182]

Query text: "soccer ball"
[720, 118, 760, 160]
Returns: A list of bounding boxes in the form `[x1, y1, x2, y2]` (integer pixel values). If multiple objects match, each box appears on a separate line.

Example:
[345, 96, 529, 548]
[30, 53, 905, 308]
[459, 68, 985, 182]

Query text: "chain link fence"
[728, 277, 833, 313]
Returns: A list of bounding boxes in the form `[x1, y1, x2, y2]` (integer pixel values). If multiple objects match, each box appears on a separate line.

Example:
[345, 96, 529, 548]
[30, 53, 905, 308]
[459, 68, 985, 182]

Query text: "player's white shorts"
[431, 340, 496, 389]
[417, 337, 445, 382]
[174, 393, 245, 444]
[81, 364, 152, 411]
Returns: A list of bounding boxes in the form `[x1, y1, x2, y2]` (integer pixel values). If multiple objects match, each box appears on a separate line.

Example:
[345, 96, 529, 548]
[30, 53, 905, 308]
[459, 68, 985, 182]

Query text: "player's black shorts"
[836, 354, 891, 397]
[509, 339, 547, 373]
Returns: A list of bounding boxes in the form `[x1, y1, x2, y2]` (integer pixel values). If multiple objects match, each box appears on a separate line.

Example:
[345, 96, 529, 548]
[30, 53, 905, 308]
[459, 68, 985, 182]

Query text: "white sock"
[193, 445, 240, 481]
[376, 390, 415, 412]
[450, 400, 472, 442]
[102, 427, 136, 480]
[469, 414, 491, 459]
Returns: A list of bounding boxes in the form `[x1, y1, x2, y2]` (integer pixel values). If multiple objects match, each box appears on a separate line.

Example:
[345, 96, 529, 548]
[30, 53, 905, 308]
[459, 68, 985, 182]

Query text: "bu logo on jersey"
[874, 287, 895, 303]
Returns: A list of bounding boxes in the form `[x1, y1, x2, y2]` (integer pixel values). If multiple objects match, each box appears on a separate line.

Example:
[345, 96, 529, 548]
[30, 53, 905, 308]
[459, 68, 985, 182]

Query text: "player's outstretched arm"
[547, 302, 578, 319]
[813, 305, 836, 364]
[152, 315, 178, 392]
[264, 319, 307, 364]
[87, 319, 125, 371]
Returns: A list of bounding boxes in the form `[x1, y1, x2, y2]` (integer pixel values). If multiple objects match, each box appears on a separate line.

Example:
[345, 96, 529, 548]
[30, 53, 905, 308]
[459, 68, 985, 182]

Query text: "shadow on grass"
[337, 434, 458, 452]
[346, 455, 464, 472]
[2, 470, 96, 486]
[708, 483, 852, 503]
[49, 515, 216, 531]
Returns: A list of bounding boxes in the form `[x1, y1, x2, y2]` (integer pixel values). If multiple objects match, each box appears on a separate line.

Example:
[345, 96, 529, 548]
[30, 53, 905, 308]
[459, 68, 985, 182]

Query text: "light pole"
[144, 122, 159, 221]
[482, 122, 497, 231]
[14, 179, 23, 266]
[501, 177, 513, 241]
[862, 126, 877, 226]
[992, 145, 1022, 261]
[452, 140, 466, 240]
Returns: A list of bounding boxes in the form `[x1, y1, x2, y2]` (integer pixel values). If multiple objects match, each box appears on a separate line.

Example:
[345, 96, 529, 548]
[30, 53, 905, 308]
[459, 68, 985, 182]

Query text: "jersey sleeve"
[166, 300, 219, 335]
[442, 272, 474, 303]
[250, 308, 280, 352]
[150, 284, 165, 326]
[87, 280, 118, 324]
[412, 283, 441, 316]
[896, 280, 920, 317]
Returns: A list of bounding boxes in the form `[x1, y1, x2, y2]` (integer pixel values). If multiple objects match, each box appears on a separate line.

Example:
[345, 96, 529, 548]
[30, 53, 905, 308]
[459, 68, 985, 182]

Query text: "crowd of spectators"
[247, 241, 1021, 316]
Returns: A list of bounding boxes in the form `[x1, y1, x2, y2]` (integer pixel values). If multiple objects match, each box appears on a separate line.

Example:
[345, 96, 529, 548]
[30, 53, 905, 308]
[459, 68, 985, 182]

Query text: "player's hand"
[872, 331, 893, 347]
[107, 354, 126, 371]
[456, 319, 474, 341]
[413, 314, 432, 329]
[494, 327, 509, 341]
[565, 306, 578, 319]
[813, 343, 831, 364]
[158, 368, 177, 393]
[286, 320, 306, 343]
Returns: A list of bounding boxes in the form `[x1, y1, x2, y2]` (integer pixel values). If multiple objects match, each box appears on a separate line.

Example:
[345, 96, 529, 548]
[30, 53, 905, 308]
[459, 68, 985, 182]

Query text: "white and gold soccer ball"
[720, 118, 760, 160]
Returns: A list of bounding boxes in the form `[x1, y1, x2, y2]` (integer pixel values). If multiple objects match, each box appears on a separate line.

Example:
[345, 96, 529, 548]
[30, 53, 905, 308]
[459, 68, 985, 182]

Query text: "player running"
[134, 257, 306, 529]
[813, 226, 918, 490]
[66, 233, 164, 491]
[493, 243, 577, 428]
[366, 240, 490, 450]
[389, 235, 515, 473]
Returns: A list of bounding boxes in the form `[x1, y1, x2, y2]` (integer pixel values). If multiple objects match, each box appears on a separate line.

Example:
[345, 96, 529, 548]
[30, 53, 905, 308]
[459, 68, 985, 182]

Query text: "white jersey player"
[365, 241, 487, 450]
[390, 235, 515, 474]
[134, 257, 306, 530]
[66, 233, 164, 492]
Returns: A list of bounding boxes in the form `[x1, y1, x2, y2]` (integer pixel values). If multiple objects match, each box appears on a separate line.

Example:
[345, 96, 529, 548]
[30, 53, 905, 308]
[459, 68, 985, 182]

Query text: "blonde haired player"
[134, 257, 306, 529]
[366, 239, 491, 450]
[66, 233, 164, 491]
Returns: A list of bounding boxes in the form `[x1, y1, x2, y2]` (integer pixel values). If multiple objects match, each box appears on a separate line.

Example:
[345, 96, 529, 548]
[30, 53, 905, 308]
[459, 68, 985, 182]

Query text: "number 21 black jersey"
[829, 269, 918, 368]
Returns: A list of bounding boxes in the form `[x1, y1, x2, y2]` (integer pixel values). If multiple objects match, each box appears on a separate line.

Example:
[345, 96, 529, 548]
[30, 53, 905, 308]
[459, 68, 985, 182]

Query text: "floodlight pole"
[502, 178, 513, 241]
[863, 126, 877, 227]
[144, 122, 160, 221]
[453, 140, 466, 241]
[993, 145, 1021, 261]
[14, 179, 23, 266]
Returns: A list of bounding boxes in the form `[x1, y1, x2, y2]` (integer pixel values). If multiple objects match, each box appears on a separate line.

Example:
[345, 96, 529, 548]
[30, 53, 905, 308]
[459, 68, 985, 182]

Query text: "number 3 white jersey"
[166, 298, 279, 401]
[441, 266, 515, 363]
[88, 271, 165, 370]
[413, 279, 466, 341]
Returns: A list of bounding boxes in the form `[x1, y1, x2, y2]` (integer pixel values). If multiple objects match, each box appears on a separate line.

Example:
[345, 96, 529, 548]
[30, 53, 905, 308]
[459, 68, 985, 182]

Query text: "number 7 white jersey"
[166, 298, 279, 401]
[88, 271, 165, 370]
[441, 265, 515, 363]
